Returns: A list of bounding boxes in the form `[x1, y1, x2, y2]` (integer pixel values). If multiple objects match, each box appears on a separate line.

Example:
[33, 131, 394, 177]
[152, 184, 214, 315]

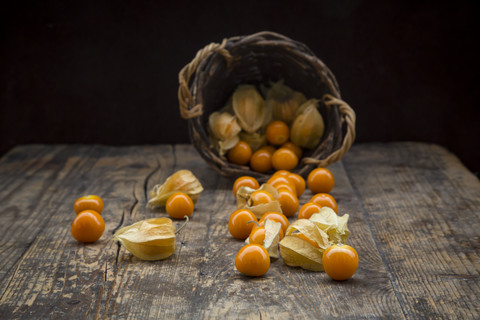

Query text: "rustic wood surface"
[0, 142, 478, 319]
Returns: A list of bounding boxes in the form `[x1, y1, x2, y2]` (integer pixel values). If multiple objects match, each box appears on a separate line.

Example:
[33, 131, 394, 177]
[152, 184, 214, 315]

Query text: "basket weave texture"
[178, 31, 355, 180]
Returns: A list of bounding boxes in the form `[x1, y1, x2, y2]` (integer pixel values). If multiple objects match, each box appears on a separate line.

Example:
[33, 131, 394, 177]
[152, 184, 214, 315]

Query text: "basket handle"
[303, 94, 356, 167]
[178, 39, 233, 119]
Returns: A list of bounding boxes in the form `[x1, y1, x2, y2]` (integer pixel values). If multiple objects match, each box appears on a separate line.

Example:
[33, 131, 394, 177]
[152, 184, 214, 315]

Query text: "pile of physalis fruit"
[230, 168, 359, 281]
[109, 167, 358, 281]
[113, 170, 203, 261]
[208, 80, 326, 172]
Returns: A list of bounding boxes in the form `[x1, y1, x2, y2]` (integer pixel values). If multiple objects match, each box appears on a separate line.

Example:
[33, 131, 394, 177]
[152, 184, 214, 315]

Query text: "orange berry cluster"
[229, 167, 338, 277]
[71, 195, 105, 243]
[227, 121, 304, 172]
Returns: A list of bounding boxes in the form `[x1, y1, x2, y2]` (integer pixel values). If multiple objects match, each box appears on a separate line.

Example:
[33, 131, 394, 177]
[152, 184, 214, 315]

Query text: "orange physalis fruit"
[235, 244, 270, 277]
[227, 141, 252, 165]
[266, 120, 290, 146]
[276, 188, 299, 217]
[165, 192, 194, 219]
[272, 148, 298, 171]
[322, 244, 359, 281]
[250, 148, 273, 173]
[228, 209, 258, 240]
[310, 193, 338, 213]
[74, 195, 104, 215]
[307, 167, 334, 193]
[298, 202, 323, 220]
[232, 176, 259, 195]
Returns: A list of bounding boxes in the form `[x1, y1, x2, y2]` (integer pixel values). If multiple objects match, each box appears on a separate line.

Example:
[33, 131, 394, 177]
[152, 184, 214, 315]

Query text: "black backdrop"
[1, 1, 479, 173]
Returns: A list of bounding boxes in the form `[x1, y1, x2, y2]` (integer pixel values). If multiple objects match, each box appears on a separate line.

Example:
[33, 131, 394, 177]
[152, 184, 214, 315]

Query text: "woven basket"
[178, 31, 355, 180]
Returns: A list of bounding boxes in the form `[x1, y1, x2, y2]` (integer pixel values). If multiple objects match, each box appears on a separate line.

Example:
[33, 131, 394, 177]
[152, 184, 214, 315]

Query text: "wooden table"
[0, 142, 479, 319]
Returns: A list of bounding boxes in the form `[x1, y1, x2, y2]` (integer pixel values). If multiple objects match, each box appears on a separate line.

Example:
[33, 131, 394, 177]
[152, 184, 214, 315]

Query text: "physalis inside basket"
[208, 80, 325, 173]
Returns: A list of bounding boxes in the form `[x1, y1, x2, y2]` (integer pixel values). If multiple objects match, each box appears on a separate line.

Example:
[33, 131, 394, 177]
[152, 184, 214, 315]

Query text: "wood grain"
[343, 143, 480, 319]
[0, 142, 478, 319]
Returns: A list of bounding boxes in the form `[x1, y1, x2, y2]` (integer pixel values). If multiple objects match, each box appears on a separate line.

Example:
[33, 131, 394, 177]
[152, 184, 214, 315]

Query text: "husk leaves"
[148, 170, 203, 207]
[113, 218, 176, 261]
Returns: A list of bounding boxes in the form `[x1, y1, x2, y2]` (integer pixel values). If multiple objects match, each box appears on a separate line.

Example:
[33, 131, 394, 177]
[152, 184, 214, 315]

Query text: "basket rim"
[178, 31, 356, 180]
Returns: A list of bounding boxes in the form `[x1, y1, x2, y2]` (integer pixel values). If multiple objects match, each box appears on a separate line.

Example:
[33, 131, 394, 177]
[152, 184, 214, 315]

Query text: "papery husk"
[208, 111, 242, 156]
[148, 170, 203, 207]
[244, 201, 283, 220]
[263, 219, 282, 258]
[210, 133, 240, 156]
[113, 218, 176, 261]
[279, 208, 351, 271]
[232, 85, 267, 133]
[208, 111, 242, 141]
[239, 131, 267, 152]
[266, 80, 307, 125]
[245, 219, 282, 259]
[290, 99, 325, 149]
[279, 235, 324, 271]
[236, 184, 283, 219]
[309, 207, 350, 245]
[285, 219, 330, 250]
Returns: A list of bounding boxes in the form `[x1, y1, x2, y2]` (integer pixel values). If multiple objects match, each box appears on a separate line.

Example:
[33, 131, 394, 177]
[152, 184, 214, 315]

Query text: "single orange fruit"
[232, 176, 259, 195]
[71, 210, 105, 243]
[310, 193, 338, 213]
[266, 121, 290, 146]
[323, 244, 359, 281]
[227, 141, 252, 165]
[235, 244, 270, 277]
[248, 226, 266, 245]
[166, 192, 194, 219]
[228, 209, 258, 240]
[74, 195, 104, 215]
[250, 190, 274, 206]
[307, 167, 335, 193]
[272, 148, 298, 171]
[276, 188, 299, 217]
[281, 141, 303, 159]
[250, 148, 273, 173]
[298, 202, 322, 220]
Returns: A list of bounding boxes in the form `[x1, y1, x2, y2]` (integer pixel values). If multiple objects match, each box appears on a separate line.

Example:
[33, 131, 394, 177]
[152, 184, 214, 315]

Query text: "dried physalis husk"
[113, 218, 177, 261]
[279, 219, 328, 271]
[266, 80, 307, 125]
[279, 208, 350, 271]
[286, 219, 331, 250]
[208, 111, 242, 155]
[309, 207, 350, 245]
[279, 235, 324, 271]
[263, 219, 282, 258]
[216, 135, 240, 156]
[232, 85, 267, 133]
[290, 99, 325, 149]
[209, 111, 242, 142]
[245, 219, 282, 259]
[148, 170, 203, 207]
[236, 183, 283, 219]
[239, 131, 267, 152]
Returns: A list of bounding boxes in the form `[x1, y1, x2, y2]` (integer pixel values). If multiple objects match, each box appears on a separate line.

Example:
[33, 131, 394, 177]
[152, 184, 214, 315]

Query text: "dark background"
[1, 1, 479, 174]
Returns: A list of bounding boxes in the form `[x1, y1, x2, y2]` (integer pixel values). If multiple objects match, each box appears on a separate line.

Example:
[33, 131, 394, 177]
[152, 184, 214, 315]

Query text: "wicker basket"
[178, 31, 355, 180]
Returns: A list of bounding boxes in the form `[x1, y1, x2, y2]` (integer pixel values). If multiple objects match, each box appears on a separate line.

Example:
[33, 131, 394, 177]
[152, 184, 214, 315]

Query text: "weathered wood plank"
[0, 142, 478, 319]
[0, 145, 176, 318]
[343, 142, 480, 319]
